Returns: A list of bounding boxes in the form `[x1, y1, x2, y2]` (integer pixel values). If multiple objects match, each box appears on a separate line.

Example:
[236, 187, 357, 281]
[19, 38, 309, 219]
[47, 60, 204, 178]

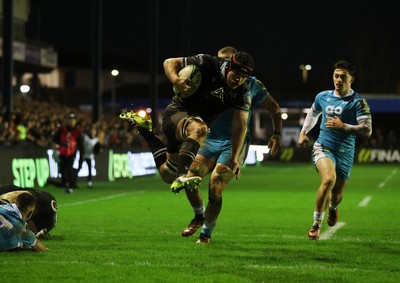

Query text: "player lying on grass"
[0, 192, 48, 251]
[0, 184, 58, 239]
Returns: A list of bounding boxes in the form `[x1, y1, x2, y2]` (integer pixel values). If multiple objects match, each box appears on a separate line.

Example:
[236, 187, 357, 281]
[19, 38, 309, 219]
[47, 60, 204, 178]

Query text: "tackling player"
[180, 46, 282, 243]
[297, 60, 372, 240]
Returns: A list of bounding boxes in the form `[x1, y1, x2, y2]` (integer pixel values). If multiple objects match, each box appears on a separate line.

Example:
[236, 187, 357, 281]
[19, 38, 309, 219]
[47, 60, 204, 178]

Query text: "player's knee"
[159, 165, 177, 184]
[189, 121, 208, 140]
[321, 175, 336, 189]
[196, 123, 208, 138]
[214, 164, 234, 182]
[189, 160, 208, 177]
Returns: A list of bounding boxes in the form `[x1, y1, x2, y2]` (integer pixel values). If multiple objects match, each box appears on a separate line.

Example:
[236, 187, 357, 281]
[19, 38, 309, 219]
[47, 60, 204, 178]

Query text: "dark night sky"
[27, 0, 400, 97]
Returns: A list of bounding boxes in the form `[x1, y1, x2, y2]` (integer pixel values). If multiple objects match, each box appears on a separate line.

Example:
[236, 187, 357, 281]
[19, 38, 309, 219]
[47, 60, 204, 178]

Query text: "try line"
[58, 191, 146, 208]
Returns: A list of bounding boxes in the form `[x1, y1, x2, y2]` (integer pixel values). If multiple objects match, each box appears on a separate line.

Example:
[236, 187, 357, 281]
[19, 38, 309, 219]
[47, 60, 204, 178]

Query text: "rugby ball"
[173, 64, 202, 98]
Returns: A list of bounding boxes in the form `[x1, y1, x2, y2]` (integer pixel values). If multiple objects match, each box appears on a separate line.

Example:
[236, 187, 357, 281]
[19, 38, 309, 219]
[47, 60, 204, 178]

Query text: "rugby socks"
[201, 220, 216, 237]
[329, 202, 338, 211]
[193, 204, 205, 219]
[138, 129, 167, 169]
[165, 159, 178, 175]
[152, 148, 167, 169]
[177, 138, 200, 175]
[313, 211, 325, 227]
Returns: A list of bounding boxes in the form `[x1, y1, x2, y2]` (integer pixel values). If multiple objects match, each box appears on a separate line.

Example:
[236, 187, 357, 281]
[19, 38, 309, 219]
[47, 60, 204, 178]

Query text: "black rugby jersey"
[170, 54, 251, 125]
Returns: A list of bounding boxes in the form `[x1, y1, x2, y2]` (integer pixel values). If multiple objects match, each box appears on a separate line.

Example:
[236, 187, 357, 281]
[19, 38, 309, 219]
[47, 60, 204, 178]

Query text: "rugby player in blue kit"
[181, 46, 282, 243]
[297, 60, 372, 240]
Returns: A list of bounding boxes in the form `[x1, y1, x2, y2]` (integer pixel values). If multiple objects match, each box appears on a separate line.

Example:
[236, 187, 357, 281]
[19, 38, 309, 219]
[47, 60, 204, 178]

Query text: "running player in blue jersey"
[297, 60, 372, 240]
[0, 192, 48, 251]
[120, 51, 255, 194]
[181, 46, 282, 244]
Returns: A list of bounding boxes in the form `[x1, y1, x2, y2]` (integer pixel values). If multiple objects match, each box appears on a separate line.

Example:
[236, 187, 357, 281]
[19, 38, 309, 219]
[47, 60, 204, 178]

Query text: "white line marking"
[59, 191, 146, 208]
[378, 168, 397, 188]
[319, 221, 345, 240]
[358, 196, 372, 207]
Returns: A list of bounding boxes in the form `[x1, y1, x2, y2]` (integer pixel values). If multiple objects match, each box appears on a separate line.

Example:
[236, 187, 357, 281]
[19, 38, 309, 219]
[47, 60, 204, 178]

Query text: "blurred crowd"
[364, 128, 398, 150]
[0, 96, 398, 150]
[0, 96, 155, 150]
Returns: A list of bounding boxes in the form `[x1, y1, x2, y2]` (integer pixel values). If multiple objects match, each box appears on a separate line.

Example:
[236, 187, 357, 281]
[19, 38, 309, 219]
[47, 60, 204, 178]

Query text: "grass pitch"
[1, 162, 399, 282]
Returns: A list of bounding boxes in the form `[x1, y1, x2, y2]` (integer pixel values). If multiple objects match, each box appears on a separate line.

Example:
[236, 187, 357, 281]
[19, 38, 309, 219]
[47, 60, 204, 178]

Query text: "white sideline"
[378, 168, 397, 188]
[358, 196, 372, 207]
[58, 191, 146, 208]
[319, 221, 346, 240]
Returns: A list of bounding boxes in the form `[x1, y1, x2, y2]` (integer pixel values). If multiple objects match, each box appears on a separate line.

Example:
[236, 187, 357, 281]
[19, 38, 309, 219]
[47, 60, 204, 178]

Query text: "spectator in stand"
[52, 113, 83, 193]
[370, 128, 384, 149]
[387, 130, 397, 150]
[78, 127, 101, 188]
[0, 115, 5, 144]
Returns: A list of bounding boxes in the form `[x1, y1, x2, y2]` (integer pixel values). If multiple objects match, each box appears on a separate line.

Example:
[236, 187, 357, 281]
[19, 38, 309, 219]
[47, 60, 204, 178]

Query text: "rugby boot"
[308, 223, 321, 240]
[196, 233, 211, 244]
[119, 110, 152, 131]
[327, 208, 338, 227]
[182, 216, 204, 237]
[170, 175, 202, 194]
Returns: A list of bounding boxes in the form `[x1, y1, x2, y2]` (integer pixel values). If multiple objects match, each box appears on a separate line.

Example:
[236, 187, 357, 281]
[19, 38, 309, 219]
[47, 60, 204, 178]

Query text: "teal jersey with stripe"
[313, 90, 371, 152]
[208, 76, 269, 141]
[0, 204, 36, 251]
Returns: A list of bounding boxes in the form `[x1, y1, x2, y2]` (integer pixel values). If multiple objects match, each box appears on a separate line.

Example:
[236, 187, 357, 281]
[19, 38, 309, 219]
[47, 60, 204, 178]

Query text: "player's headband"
[230, 53, 254, 77]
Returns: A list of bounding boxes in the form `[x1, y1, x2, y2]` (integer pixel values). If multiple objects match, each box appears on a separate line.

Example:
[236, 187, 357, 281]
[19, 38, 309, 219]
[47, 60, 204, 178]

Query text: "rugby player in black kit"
[120, 51, 255, 194]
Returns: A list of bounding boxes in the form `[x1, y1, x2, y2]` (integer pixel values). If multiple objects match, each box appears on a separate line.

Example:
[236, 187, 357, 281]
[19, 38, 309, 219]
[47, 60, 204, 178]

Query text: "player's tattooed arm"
[326, 116, 372, 137]
[341, 117, 372, 137]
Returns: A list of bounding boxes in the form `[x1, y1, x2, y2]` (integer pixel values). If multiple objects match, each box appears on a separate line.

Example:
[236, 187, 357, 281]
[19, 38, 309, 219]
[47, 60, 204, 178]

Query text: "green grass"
[1, 162, 399, 282]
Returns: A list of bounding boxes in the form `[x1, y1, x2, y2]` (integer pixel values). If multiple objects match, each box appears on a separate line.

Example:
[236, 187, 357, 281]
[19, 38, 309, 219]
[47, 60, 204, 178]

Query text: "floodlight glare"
[20, 85, 30, 93]
[137, 109, 147, 118]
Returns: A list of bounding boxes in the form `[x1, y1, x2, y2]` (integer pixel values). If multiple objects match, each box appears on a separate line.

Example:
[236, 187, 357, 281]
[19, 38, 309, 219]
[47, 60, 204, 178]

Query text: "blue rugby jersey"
[0, 203, 37, 251]
[313, 90, 371, 152]
[208, 76, 269, 141]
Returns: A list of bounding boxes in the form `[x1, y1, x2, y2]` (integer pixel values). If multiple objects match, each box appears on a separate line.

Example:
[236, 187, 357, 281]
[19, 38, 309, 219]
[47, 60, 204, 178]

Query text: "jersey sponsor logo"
[325, 105, 343, 115]
[210, 87, 225, 101]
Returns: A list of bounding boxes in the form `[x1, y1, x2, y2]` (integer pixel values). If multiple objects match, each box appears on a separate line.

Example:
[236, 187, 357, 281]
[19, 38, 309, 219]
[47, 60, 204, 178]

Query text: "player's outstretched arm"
[230, 110, 249, 179]
[262, 95, 282, 156]
[298, 104, 322, 147]
[33, 239, 49, 251]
